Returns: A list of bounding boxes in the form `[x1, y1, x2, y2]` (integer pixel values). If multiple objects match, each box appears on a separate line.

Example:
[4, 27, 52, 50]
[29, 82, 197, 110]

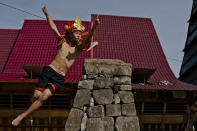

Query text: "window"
[0, 95, 10, 108]
[13, 95, 31, 109]
[144, 102, 163, 114]
[131, 68, 156, 84]
[135, 102, 142, 114]
[51, 96, 70, 109]
[166, 103, 187, 114]
[0, 95, 71, 109]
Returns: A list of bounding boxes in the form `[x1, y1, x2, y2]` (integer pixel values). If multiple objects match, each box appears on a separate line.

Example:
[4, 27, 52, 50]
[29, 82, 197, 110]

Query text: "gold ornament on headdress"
[65, 16, 85, 32]
[73, 16, 85, 31]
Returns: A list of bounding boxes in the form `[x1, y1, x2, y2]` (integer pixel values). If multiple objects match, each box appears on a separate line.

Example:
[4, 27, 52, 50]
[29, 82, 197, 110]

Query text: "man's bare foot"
[12, 114, 25, 126]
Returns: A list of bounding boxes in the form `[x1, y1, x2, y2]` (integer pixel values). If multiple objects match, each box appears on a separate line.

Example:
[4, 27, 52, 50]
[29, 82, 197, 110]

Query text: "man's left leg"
[12, 89, 52, 126]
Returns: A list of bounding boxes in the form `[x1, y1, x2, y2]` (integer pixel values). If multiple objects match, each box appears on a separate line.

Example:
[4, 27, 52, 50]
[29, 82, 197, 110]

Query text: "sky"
[0, 0, 193, 78]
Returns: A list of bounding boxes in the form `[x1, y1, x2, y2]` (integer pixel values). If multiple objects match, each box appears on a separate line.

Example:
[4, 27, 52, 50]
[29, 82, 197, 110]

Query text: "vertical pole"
[30, 119, 33, 131]
[90, 21, 94, 59]
[161, 102, 166, 130]
[141, 102, 144, 113]
[30, 70, 32, 79]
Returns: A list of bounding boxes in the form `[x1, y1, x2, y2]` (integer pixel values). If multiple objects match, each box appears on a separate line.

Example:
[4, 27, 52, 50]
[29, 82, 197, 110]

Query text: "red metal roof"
[0, 20, 91, 83]
[91, 14, 197, 90]
[0, 29, 19, 74]
[1, 15, 197, 90]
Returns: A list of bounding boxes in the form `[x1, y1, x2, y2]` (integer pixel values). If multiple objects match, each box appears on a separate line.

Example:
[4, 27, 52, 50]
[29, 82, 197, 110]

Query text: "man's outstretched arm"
[42, 5, 60, 39]
[80, 16, 100, 49]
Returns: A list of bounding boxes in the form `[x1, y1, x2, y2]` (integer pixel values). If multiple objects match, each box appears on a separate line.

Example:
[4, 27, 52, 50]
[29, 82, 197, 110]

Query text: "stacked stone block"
[65, 59, 140, 131]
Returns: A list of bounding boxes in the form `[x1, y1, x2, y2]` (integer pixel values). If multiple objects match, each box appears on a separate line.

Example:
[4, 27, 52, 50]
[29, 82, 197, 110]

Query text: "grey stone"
[191, 112, 197, 118]
[90, 97, 94, 107]
[86, 117, 114, 131]
[115, 116, 140, 131]
[85, 59, 125, 65]
[122, 103, 136, 116]
[87, 105, 104, 118]
[65, 108, 83, 131]
[119, 91, 134, 103]
[87, 74, 98, 79]
[81, 75, 87, 80]
[114, 85, 132, 91]
[81, 113, 88, 131]
[101, 117, 114, 131]
[73, 89, 91, 109]
[106, 104, 121, 116]
[114, 93, 120, 104]
[93, 77, 114, 89]
[191, 105, 197, 112]
[66, 59, 139, 131]
[83, 59, 132, 76]
[103, 74, 113, 78]
[86, 118, 104, 131]
[78, 80, 94, 89]
[93, 89, 113, 105]
[83, 106, 87, 112]
[114, 76, 131, 85]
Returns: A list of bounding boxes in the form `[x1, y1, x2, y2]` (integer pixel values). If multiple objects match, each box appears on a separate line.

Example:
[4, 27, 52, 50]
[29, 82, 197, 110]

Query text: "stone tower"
[65, 59, 140, 131]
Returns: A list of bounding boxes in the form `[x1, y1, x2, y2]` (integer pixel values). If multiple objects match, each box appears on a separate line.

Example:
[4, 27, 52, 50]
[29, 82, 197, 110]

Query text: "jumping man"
[12, 5, 100, 126]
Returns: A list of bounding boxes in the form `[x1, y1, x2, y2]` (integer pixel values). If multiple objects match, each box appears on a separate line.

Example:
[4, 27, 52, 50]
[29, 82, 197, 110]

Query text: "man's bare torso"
[50, 41, 81, 74]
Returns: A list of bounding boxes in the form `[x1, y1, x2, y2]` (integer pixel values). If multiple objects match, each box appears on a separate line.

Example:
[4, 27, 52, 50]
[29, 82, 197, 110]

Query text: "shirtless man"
[12, 5, 100, 126]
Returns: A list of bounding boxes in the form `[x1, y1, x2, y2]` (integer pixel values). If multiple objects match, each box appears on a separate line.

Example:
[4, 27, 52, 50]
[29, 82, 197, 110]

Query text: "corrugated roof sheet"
[91, 14, 197, 90]
[0, 20, 91, 83]
[0, 29, 19, 73]
[1, 15, 197, 90]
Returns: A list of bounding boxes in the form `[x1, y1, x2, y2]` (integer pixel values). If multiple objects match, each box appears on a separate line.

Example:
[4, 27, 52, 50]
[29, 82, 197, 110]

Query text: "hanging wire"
[0, 1, 45, 19]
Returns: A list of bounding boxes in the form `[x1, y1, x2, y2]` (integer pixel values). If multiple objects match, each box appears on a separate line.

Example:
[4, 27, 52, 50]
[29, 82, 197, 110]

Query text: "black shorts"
[35, 66, 65, 94]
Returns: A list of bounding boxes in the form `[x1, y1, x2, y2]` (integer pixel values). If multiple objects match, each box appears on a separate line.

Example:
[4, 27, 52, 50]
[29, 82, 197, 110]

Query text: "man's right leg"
[32, 90, 42, 102]
[12, 89, 52, 126]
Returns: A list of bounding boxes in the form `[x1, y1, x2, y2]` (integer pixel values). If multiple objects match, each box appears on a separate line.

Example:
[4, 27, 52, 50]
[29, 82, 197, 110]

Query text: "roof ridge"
[0, 29, 20, 31]
[24, 19, 90, 22]
[91, 14, 151, 20]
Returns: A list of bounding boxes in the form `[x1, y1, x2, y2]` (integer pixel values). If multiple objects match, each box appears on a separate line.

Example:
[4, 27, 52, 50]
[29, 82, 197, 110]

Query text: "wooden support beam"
[142, 102, 144, 113]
